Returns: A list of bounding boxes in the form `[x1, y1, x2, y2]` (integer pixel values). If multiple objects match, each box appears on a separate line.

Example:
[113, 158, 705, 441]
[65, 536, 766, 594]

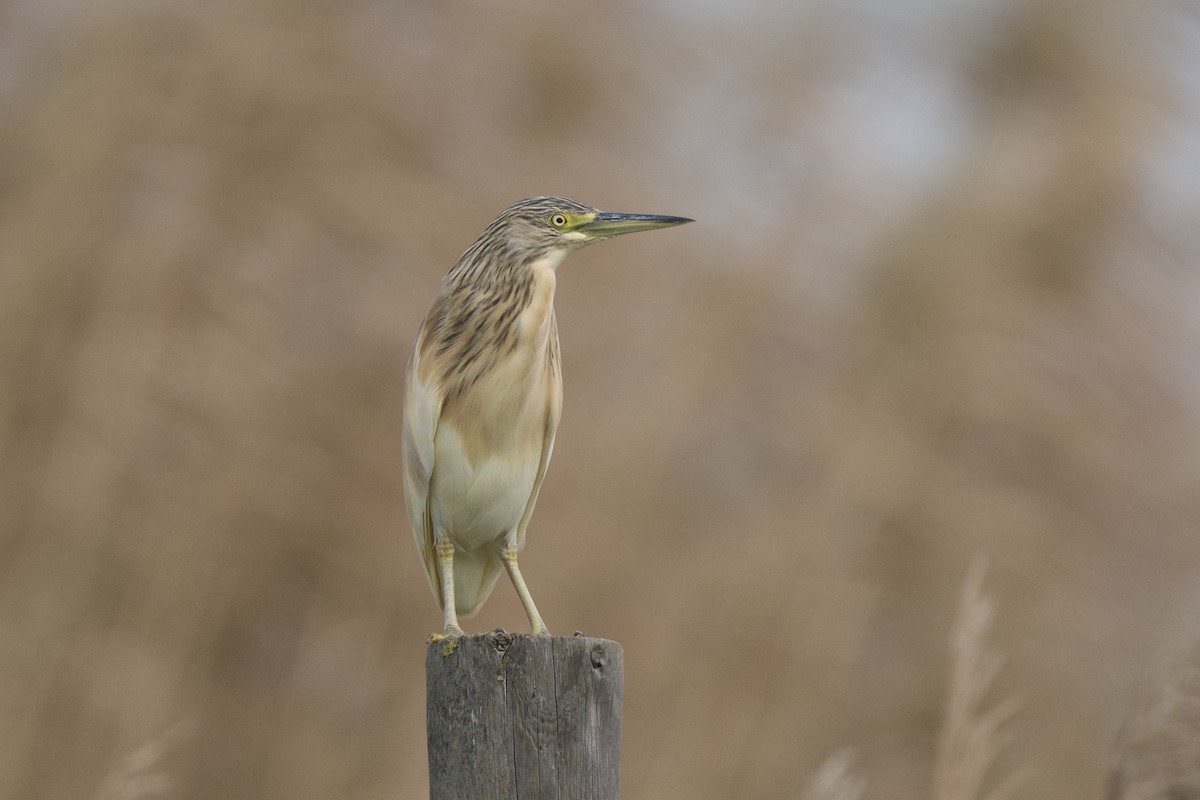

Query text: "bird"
[403, 196, 692, 637]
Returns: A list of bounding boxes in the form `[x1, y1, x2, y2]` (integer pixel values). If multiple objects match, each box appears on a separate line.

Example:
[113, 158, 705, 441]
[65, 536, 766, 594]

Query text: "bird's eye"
[549, 214, 568, 228]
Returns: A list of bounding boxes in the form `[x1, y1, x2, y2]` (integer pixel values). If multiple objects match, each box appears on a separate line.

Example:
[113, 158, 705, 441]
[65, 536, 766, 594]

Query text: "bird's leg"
[435, 539, 465, 637]
[500, 545, 549, 636]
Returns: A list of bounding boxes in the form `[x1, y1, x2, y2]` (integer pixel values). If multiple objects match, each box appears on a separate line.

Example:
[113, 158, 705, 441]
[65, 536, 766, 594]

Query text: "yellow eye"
[549, 213, 568, 228]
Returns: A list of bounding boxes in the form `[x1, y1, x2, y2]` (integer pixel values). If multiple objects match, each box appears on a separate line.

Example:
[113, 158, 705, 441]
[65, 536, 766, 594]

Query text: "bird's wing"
[514, 317, 564, 549]
[402, 328, 443, 601]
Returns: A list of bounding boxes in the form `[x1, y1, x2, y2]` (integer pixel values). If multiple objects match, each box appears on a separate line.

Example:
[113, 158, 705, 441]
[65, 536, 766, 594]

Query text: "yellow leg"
[501, 546, 549, 636]
[436, 540, 465, 637]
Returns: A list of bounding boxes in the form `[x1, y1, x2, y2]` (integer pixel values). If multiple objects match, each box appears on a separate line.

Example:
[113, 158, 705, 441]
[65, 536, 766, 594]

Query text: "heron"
[403, 196, 692, 637]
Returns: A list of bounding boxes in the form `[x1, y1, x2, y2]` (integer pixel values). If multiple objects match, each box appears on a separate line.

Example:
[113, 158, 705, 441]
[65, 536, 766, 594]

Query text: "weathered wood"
[426, 632, 623, 800]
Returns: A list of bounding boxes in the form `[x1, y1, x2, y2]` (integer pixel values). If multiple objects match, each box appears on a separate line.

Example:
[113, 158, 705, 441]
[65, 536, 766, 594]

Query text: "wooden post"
[425, 631, 623, 799]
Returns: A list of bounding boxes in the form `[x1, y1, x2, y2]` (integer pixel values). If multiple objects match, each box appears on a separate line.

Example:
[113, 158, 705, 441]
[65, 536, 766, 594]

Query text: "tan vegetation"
[1110, 641, 1200, 800]
[3, 1, 1200, 798]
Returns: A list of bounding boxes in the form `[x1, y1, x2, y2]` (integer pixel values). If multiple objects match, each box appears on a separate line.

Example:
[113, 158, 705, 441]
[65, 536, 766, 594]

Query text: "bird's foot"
[429, 626, 465, 657]
[428, 625, 465, 644]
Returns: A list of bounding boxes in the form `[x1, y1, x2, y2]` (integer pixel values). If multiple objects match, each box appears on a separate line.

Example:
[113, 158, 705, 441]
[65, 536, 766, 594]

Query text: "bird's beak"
[577, 211, 693, 239]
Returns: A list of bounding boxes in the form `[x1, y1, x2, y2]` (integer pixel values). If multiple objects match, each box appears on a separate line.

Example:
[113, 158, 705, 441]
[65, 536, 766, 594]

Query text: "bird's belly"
[430, 422, 542, 552]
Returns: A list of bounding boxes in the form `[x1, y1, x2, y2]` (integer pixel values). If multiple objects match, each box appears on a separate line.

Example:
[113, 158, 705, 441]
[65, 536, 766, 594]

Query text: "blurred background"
[3, 0, 1200, 798]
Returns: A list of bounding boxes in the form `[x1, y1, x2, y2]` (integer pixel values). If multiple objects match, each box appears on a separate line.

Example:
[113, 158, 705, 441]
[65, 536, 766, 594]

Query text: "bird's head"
[484, 196, 692, 264]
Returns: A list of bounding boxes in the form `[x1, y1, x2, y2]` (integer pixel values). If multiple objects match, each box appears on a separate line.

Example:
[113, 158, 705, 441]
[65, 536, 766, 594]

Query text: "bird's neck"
[528, 248, 570, 273]
[428, 250, 561, 407]
[521, 256, 558, 344]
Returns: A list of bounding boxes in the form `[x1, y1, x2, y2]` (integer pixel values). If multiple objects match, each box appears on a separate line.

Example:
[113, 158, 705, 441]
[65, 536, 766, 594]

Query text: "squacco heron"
[403, 196, 691, 636]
